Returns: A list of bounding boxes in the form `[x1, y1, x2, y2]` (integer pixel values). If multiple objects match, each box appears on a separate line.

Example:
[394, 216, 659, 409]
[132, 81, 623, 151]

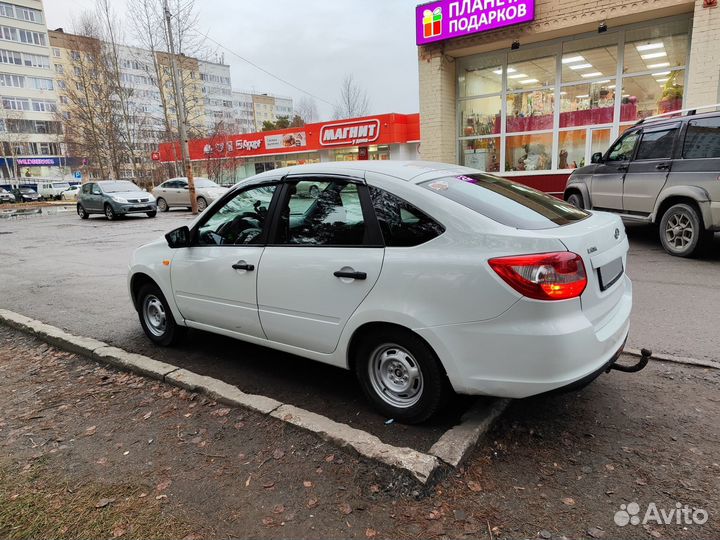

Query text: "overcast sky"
[43, 0, 421, 121]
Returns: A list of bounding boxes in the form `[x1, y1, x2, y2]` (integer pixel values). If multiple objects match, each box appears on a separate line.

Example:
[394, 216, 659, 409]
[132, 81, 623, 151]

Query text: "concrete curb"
[0, 308, 505, 484]
[624, 348, 720, 370]
[429, 398, 511, 467]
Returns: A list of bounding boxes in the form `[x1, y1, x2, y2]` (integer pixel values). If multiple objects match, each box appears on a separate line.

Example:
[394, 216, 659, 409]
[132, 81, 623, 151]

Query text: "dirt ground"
[1, 325, 718, 539]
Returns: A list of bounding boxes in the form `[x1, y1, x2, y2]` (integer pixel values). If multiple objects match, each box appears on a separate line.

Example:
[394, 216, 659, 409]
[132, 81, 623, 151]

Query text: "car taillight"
[488, 252, 587, 301]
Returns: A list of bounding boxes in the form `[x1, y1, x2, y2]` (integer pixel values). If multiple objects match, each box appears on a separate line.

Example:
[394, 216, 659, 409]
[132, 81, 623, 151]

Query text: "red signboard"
[157, 113, 420, 163]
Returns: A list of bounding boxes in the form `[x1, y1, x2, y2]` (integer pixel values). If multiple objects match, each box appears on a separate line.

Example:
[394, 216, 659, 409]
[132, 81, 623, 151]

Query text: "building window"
[53, 48, 60, 58]
[456, 16, 690, 173]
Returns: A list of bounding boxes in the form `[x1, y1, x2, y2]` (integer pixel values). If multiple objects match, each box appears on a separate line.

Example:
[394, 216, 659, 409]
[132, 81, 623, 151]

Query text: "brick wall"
[418, 0, 696, 163]
[686, 0, 720, 108]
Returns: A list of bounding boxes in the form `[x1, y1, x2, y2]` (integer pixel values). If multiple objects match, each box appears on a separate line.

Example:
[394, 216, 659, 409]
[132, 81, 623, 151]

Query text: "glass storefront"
[457, 16, 690, 173]
[334, 145, 390, 161]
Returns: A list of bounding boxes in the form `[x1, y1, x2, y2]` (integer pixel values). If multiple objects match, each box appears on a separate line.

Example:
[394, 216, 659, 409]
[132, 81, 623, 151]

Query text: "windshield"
[421, 173, 589, 230]
[20, 188, 35, 193]
[195, 179, 219, 188]
[99, 181, 141, 194]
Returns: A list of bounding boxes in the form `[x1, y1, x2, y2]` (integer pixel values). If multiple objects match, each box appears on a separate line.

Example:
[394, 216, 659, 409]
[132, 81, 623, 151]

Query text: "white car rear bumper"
[416, 276, 633, 398]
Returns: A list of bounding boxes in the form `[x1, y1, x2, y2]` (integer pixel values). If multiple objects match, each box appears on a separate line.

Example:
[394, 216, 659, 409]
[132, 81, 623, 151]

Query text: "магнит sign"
[416, 0, 535, 45]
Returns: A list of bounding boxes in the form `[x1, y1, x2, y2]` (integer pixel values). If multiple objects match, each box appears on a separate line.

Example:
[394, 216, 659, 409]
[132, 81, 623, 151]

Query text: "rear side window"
[683, 117, 720, 159]
[369, 186, 445, 247]
[421, 174, 589, 230]
[635, 126, 678, 160]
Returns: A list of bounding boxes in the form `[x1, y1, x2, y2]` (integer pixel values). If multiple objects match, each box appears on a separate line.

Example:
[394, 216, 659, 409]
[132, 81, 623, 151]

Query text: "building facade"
[0, 0, 64, 180]
[417, 0, 720, 194]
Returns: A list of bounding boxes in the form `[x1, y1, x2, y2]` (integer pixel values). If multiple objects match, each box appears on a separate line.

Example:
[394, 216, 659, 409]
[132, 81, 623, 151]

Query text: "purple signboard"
[16, 157, 61, 166]
[416, 0, 535, 45]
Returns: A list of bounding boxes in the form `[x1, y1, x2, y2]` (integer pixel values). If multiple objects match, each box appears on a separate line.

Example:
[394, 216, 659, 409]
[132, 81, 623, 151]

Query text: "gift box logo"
[423, 7, 442, 39]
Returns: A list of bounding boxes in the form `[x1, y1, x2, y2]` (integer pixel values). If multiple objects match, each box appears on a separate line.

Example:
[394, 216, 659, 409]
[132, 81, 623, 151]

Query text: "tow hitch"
[608, 348, 652, 373]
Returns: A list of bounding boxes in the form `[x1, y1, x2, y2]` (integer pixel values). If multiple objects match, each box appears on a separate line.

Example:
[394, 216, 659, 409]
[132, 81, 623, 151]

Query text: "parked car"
[38, 182, 71, 200]
[152, 177, 228, 212]
[61, 185, 81, 201]
[129, 161, 633, 423]
[564, 106, 720, 257]
[0, 187, 15, 203]
[77, 180, 157, 220]
[12, 187, 40, 203]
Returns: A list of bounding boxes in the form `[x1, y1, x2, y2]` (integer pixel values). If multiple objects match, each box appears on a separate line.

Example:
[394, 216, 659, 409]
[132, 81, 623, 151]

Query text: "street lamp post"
[163, 0, 197, 214]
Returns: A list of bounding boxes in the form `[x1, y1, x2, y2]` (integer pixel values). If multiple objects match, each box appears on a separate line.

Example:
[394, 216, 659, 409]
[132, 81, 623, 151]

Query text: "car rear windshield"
[421, 174, 589, 230]
[100, 181, 141, 193]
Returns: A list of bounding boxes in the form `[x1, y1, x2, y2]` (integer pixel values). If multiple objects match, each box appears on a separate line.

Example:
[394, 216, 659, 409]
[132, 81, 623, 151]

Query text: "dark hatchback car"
[12, 187, 40, 203]
[77, 180, 157, 220]
[564, 106, 720, 257]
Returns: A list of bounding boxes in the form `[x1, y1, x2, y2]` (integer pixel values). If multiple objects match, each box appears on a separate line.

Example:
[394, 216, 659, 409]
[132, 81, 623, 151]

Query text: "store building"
[417, 0, 719, 194]
[156, 113, 420, 184]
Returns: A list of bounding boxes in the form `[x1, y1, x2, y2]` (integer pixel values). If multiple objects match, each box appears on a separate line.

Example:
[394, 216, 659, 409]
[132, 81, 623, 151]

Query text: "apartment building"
[0, 0, 64, 180]
[199, 58, 233, 133]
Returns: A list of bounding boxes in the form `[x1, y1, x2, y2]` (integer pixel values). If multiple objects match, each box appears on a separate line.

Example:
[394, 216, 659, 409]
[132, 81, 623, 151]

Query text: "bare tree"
[295, 96, 318, 124]
[333, 74, 370, 119]
[0, 103, 24, 180]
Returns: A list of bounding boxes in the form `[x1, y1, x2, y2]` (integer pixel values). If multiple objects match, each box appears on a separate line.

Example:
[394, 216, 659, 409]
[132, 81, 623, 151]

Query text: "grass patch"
[0, 461, 192, 539]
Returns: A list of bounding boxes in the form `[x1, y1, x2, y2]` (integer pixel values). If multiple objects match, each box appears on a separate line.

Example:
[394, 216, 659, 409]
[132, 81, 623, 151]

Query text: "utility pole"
[163, 0, 197, 214]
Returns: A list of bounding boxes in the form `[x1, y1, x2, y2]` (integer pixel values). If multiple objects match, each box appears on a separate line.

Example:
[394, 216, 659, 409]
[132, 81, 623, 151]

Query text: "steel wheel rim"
[143, 295, 167, 337]
[665, 211, 694, 250]
[368, 344, 424, 409]
[197, 198, 207, 211]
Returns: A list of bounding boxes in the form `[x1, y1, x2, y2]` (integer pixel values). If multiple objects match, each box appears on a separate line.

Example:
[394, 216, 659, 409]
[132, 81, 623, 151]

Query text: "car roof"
[247, 161, 477, 183]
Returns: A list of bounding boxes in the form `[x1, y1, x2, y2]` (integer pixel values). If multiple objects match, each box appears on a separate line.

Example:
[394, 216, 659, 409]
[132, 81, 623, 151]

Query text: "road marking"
[0, 308, 506, 484]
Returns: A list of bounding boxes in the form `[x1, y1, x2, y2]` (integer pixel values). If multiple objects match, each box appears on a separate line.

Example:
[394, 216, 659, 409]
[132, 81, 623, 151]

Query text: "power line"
[194, 29, 335, 107]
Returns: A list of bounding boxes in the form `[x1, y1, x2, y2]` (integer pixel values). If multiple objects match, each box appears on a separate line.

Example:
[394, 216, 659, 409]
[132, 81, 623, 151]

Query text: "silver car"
[152, 177, 228, 212]
[564, 106, 720, 257]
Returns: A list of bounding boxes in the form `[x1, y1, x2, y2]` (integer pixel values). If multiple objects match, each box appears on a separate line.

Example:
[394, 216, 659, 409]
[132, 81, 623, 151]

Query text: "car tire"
[77, 204, 89, 219]
[354, 328, 448, 424]
[147, 211, 157, 218]
[157, 198, 169, 212]
[659, 203, 711, 258]
[104, 204, 116, 221]
[197, 196, 208, 212]
[567, 192, 584, 209]
[137, 283, 186, 347]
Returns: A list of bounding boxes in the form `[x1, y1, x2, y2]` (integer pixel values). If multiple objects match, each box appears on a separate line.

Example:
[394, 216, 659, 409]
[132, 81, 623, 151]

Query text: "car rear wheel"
[197, 197, 208, 211]
[659, 203, 711, 258]
[157, 198, 169, 212]
[355, 329, 448, 424]
[77, 204, 89, 219]
[104, 204, 116, 221]
[137, 283, 185, 346]
[567, 192, 584, 209]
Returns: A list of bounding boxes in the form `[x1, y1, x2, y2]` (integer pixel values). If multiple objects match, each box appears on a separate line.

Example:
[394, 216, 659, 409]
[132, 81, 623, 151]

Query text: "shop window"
[559, 130, 586, 170]
[461, 137, 500, 172]
[506, 53, 555, 92]
[683, 117, 720, 159]
[458, 62, 503, 97]
[560, 82, 616, 128]
[505, 132, 553, 172]
[624, 19, 689, 75]
[460, 96, 501, 136]
[621, 70, 684, 122]
[635, 127, 678, 160]
[590, 129, 612, 159]
[506, 89, 554, 133]
[561, 35, 618, 84]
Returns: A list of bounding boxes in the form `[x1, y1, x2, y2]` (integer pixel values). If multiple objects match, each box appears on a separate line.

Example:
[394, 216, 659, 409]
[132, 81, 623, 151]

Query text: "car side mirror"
[165, 226, 190, 249]
[591, 152, 604, 164]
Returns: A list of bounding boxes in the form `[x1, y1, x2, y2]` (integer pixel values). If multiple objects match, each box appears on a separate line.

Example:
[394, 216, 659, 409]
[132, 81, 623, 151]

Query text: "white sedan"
[128, 161, 633, 423]
[61, 185, 81, 201]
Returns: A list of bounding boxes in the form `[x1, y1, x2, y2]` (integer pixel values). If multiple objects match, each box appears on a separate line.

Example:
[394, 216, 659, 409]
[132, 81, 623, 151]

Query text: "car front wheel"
[147, 210, 157, 218]
[354, 329, 448, 424]
[104, 204, 117, 221]
[137, 283, 185, 346]
[567, 192, 584, 209]
[157, 198, 168, 212]
[659, 203, 711, 257]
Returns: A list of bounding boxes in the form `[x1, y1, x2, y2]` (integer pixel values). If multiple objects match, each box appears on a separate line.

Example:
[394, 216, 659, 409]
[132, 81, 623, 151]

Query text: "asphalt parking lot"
[0, 208, 718, 450]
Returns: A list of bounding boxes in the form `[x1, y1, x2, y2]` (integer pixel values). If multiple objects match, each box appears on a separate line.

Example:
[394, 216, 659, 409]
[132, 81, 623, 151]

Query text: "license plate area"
[597, 257, 624, 291]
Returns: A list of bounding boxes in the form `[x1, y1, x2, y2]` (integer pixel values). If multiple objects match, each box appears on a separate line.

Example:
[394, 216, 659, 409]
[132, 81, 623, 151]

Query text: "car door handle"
[232, 261, 255, 271]
[656, 163, 671, 170]
[334, 270, 367, 280]
[617, 165, 628, 172]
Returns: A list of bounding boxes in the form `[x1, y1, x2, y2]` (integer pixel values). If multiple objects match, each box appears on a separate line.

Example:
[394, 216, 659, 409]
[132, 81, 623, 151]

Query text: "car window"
[607, 131, 640, 161]
[91, 184, 101, 195]
[421, 173, 589, 230]
[82, 184, 92, 194]
[635, 127, 678, 160]
[276, 180, 367, 246]
[197, 185, 276, 246]
[683, 117, 720, 159]
[369, 186, 445, 247]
